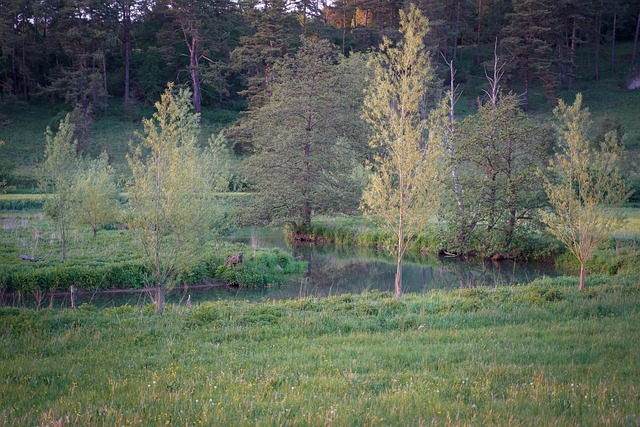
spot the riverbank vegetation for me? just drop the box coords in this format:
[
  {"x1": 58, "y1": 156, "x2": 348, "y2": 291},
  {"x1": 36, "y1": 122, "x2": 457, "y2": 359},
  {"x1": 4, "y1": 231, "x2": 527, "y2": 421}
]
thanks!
[
  {"x1": 1, "y1": 278, "x2": 638, "y2": 425},
  {"x1": 1, "y1": 3, "x2": 639, "y2": 297}
]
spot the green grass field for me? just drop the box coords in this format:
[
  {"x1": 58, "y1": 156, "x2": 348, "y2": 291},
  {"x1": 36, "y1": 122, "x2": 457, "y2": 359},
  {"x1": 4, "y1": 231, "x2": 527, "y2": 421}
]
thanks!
[{"x1": 1, "y1": 278, "x2": 638, "y2": 425}]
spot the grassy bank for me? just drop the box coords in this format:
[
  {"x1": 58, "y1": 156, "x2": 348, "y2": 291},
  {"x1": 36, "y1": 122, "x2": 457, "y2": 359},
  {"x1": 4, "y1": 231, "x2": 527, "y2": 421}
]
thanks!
[
  {"x1": 1, "y1": 277, "x2": 639, "y2": 425},
  {"x1": 0, "y1": 195, "x2": 304, "y2": 295}
]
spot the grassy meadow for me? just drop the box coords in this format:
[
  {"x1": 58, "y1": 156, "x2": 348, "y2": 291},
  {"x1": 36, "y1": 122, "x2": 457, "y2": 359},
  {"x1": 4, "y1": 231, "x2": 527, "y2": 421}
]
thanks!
[{"x1": 1, "y1": 278, "x2": 639, "y2": 425}]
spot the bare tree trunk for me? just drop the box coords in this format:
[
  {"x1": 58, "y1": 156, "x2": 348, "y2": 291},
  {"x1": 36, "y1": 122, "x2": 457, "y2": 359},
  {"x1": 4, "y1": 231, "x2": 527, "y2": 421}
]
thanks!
[
  {"x1": 181, "y1": 18, "x2": 202, "y2": 113},
  {"x1": 395, "y1": 232, "x2": 403, "y2": 299},
  {"x1": 523, "y1": 67, "x2": 530, "y2": 111},
  {"x1": 394, "y1": 252, "x2": 402, "y2": 299},
  {"x1": 123, "y1": 0, "x2": 132, "y2": 110},
  {"x1": 611, "y1": 10, "x2": 616, "y2": 72},
  {"x1": 342, "y1": 7, "x2": 346, "y2": 55},
  {"x1": 476, "y1": 0, "x2": 482, "y2": 65},
  {"x1": 303, "y1": 137, "x2": 312, "y2": 228},
  {"x1": 453, "y1": 0, "x2": 461, "y2": 61},
  {"x1": 579, "y1": 262, "x2": 586, "y2": 291},
  {"x1": 190, "y1": 66, "x2": 202, "y2": 113},
  {"x1": 156, "y1": 283, "x2": 164, "y2": 315},
  {"x1": 102, "y1": 52, "x2": 108, "y2": 112},
  {"x1": 21, "y1": 39, "x2": 28, "y2": 102},
  {"x1": 569, "y1": 20, "x2": 577, "y2": 91},
  {"x1": 594, "y1": 0, "x2": 603, "y2": 81},
  {"x1": 632, "y1": 11, "x2": 640, "y2": 64},
  {"x1": 61, "y1": 222, "x2": 67, "y2": 262}
]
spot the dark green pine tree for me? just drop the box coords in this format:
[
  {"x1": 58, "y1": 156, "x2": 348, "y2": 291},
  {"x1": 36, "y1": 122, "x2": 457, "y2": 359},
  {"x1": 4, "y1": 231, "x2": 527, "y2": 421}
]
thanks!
[
  {"x1": 243, "y1": 37, "x2": 369, "y2": 228},
  {"x1": 231, "y1": 0, "x2": 301, "y2": 110},
  {"x1": 501, "y1": 0, "x2": 558, "y2": 110}
]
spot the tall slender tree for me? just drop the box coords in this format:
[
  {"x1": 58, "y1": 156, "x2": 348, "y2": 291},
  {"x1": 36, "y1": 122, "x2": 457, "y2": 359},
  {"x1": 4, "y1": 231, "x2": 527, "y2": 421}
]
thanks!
[
  {"x1": 362, "y1": 5, "x2": 441, "y2": 299},
  {"x1": 502, "y1": 0, "x2": 557, "y2": 109},
  {"x1": 39, "y1": 115, "x2": 80, "y2": 262}
]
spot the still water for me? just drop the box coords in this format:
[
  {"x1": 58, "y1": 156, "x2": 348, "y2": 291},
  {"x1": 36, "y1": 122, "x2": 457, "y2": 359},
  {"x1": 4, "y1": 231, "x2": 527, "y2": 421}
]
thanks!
[{"x1": 5, "y1": 227, "x2": 560, "y2": 309}]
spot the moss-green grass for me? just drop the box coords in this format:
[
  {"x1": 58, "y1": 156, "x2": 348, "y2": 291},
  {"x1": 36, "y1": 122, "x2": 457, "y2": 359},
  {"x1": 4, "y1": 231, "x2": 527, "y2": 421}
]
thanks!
[
  {"x1": 0, "y1": 194, "x2": 303, "y2": 293},
  {"x1": 0, "y1": 101, "x2": 239, "y2": 188},
  {"x1": 1, "y1": 278, "x2": 639, "y2": 425}
]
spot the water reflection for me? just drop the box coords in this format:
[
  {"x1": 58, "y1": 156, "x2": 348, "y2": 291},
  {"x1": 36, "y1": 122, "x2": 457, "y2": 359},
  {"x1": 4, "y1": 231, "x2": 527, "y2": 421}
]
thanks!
[{"x1": 3, "y1": 227, "x2": 559, "y2": 309}]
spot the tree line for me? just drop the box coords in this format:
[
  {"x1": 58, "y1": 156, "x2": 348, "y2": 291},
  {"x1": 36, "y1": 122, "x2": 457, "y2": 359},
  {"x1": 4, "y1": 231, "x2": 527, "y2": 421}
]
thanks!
[{"x1": 1, "y1": 0, "x2": 639, "y2": 113}]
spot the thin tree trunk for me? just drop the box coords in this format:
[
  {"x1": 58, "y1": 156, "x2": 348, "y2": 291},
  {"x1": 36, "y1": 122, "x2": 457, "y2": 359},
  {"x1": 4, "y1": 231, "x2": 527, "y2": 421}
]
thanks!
[
  {"x1": 611, "y1": 11, "x2": 616, "y2": 72},
  {"x1": 594, "y1": 0, "x2": 603, "y2": 81},
  {"x1": 61, "y1": 223, "x2": 67, "y2": 262},
  {"x1": 523, "y1": 68, "x2": 530, "y2": 111},
  {"x1": 476, "y1": 0, "x2": 482, "y2": 65},
  {"x1": 342, "y1": 7, "x2": 346, "y2": 55},
  {"x1": 123, "y1": 0, "x2": 131, "y2": 110},
  {"x1": 395, "y1": 231, "x2": 403, "y2": 299},
  {"x1": 102, "y1": 52, "x2": 108, "y2": 112},
  {"x1": 181, "y1": 18, "x2": 202, "y2": 113},
  {"x1": 21, "y1": 39, "x2": 28, "y2": 102},
  {"x1": 579, "y1": 262, "x2": 585, "y2": 290},
  {"x1": 303, "y1": 139, "x2": 312, "y2": 229},
  {"x1": 453, "y1": 0, "x2": 461, "y2": 61},
  {"x1": 569, "y1": 20, "x2": 577, "y2": 91},
  {"x1": 156, "y1": 283, "x2": 164, "y2": 315},
  {"x1": 395, "y1": 252, "x2": 402, "y2": 299},
  {"x1": 190, "y1": 66, "x2": 202, "y2": 113},
  {"x1": 632, "y1": 11, "x2": 640, "y2": 64}
]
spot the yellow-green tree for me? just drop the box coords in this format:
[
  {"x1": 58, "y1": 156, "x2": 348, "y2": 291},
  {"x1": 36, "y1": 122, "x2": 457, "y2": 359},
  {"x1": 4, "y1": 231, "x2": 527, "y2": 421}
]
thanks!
[
  {"x1": 70, "y1": 152, "x2": 120, "y2": 237},
  {"x1": 127, "y1": 84, "x2": 209, "y2": 315},
  {"x1": 39, "y1": 114, "x2": 80, "y2": 261},
  {"x1": 541, "y1": 94, "x2": 630, "y2": 290},
  {"x1": 361, "y1": 4, "x2": 441, "y2": 299}
]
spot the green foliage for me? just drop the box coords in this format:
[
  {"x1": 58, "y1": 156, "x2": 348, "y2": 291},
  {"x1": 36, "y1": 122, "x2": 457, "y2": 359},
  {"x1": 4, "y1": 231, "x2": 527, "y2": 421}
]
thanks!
[
  {"x1": 70, "y1": 152, "x2": 121, "y2": 236},
  {"x1": 242, "y1": 37, "x2": 369, "y2": 227},
  {"x1": 362, "y1": 5, "x2": 441, "y2": 297},
  {"x1": 213, "y1": 248, "x2": 306, "y2": 287},
  {"x1": 0, "y1": 139, "x2": 15, "y2": 193},
  {"x1": 127, "y1": 84, "x2": 211, "y2": 314},
  {"x1": 541, "y1": 94, "x2": 631, "y2": 289},
  {"x1": 38, "y1": 114, "x2": 80, "y2": 261},
  {"x1": 439, "y1": 92, "x2": 550, "y2": 256}
]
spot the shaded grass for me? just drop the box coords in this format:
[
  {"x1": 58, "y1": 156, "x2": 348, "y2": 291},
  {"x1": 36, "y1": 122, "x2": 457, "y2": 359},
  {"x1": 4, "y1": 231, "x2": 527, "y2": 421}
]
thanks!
[
  {"x1": 0, "y1": 100, "x2": 239, "y2": 188},
  {"x1": 0, "y1": 278, "x2": 639, "y2": 425}
]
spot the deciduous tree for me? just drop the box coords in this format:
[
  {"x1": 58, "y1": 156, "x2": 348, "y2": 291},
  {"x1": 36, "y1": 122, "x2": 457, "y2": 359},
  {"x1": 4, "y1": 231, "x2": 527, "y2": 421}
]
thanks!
[
  {"x1": 244, "y1": 37, "x2": 369, "y2": 228},
  {"x1": 70, "y1": 152, "x2": 120, "y2": 237},
  {"x1": 127, "y1": 84, "x2": 209, "y2": 315},
  {"x1": 39, "y1": 114, "x2": 80, "y2": 262},
  {"x1": 541, "y1": 94, "x2": 630, "y2": 290},
  {"x1": 361, "y1": 5, "x2": 441, "y2": 299}
]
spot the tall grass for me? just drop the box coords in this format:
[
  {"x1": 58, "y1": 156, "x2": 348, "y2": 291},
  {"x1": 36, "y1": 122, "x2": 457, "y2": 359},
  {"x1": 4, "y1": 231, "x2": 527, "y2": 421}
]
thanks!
[{"x1": 1, "y1": 278, "x2": 638, "y2": 425}]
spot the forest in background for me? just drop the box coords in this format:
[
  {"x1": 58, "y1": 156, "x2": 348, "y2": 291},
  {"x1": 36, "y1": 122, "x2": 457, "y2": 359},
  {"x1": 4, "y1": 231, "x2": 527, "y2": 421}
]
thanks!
[{"x1": 1, "y1": 0, "x2": 639, "y2": 113}]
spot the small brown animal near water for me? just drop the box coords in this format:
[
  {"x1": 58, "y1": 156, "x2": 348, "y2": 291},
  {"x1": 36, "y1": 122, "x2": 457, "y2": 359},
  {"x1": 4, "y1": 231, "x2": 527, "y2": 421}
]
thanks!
[{"x1": 225, "y1": 252, "x2": 244, "y2": 268}]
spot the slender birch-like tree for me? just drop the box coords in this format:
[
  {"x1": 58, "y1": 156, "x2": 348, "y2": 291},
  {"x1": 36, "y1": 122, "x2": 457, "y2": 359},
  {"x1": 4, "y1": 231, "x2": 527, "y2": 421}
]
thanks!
[
  {"x1": 361, "y1": 4, "x2": 441, "y2": 299},
  {"x1": 541, "y1": 94, "x2": 630, "y2": 290},
  {"x1": 127, "y1": 84, "x2": 209, "y2": 315},
  {"x1": 39, "y1": 114, "x2": 79, "y2": 262}
]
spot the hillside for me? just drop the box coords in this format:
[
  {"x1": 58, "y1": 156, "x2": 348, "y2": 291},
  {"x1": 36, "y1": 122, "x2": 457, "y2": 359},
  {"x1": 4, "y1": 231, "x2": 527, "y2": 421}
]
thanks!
[{"x1": 1, "y1": 44, "x2": 639, "y2": 197}]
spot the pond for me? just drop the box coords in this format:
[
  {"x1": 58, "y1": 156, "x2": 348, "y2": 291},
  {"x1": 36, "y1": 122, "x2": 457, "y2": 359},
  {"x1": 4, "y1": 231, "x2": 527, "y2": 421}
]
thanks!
[
  {"x1": 3, "y1": 227, "x2": 561, "y2": 309},
  {"x1": 228, "y1": 227, "x2": 560, "y2": 299}
]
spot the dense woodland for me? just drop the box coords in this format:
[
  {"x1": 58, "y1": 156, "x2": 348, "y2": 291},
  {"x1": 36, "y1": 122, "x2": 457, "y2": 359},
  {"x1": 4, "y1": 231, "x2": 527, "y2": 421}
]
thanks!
[{"x1": 1, "y1": 0, "x2": 639, "y2": 111}]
